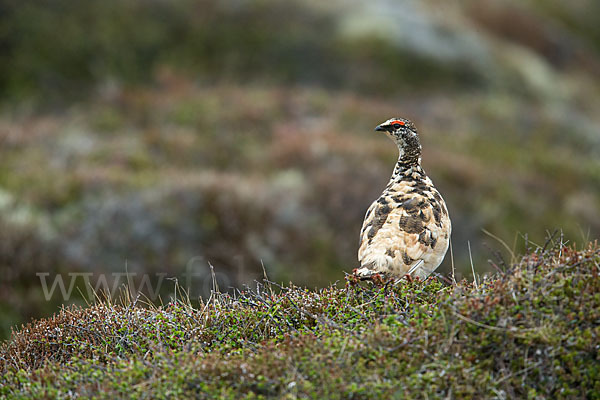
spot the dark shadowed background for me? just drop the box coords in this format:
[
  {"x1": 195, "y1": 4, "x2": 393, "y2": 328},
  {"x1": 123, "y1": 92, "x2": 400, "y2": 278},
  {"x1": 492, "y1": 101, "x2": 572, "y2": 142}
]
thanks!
[{"x1": 1, "y1": 0, "x2": 599, "y2": 339}]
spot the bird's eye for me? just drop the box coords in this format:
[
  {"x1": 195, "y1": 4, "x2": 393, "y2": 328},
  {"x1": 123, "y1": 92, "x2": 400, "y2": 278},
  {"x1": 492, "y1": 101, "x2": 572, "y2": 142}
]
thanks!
[{"x1": 390, "y1": 120, "x2": 405, "y2": 129}]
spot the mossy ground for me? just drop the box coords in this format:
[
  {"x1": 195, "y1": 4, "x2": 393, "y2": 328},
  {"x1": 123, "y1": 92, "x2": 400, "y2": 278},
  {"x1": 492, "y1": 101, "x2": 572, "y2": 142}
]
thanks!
[{"x1": 1, "y1": 241, "x2": 598, "y2": 399}]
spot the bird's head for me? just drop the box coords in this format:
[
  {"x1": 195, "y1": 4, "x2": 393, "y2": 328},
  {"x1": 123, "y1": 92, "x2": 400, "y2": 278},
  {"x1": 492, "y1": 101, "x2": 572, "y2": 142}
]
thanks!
[{"x1": 375, "y1": 117, "x2": 421, "y2": 164}]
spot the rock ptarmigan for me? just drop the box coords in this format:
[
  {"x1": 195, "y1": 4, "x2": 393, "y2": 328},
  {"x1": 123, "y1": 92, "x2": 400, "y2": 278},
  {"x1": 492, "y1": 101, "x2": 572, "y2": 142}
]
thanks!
[{"x1": 354, "y1": 117, "x2": 451, "y2": 280}]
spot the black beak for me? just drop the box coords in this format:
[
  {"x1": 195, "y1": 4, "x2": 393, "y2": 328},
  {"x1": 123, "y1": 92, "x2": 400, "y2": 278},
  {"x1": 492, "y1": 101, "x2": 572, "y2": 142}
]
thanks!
[{"x1": 374, "y1": 124, "x2": 387, "y2": 132}]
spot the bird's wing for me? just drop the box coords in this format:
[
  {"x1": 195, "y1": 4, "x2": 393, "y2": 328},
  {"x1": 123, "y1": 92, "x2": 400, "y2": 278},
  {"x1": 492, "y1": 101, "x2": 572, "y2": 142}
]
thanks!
[
  {"x1": 358, "y1": 194, "x2": 447, "y2": 276},
  {"x1": 358, "y1": 199, "x2": 387, "y2": 247}
]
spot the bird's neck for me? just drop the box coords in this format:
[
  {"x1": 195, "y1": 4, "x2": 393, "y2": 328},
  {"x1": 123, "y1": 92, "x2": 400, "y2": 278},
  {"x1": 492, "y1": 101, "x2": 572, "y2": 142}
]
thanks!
[{"x1": 390, "y1": 148, "x2": 424, "y2": 183}]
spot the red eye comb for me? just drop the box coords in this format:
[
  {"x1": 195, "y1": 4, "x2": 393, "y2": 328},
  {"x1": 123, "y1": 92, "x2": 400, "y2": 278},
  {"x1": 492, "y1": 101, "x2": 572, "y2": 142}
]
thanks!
[{"x1": 390, "y1": 120, "x2": 405, "y2": 126}]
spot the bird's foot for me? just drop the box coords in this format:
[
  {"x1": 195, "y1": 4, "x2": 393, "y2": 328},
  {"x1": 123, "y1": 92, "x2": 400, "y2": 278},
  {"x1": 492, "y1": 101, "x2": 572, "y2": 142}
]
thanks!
[
  {"x1": 352, "y1": 267, "x2": 378, "y2": 280},
  {"x1": 351, "y1": 267, "x2": 391, "y2": 287}
]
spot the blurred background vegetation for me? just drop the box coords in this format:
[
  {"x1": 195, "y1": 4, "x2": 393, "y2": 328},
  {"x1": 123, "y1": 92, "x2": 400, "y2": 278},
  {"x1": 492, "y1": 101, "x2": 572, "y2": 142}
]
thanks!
[{"x1": 0, "y1": 0, "x2": 599, "y2": 339}]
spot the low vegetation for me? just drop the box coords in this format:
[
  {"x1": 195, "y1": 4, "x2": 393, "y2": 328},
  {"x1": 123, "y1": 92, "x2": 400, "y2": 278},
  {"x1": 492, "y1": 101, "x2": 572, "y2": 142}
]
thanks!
[{"x1": 1, "y1": 240, "x2": 598, "y2": 398}]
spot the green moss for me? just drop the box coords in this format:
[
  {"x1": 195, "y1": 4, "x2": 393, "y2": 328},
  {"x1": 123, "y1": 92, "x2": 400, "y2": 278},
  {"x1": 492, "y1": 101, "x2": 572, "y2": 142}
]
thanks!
[{"x1": 1, "y1": 242, "x2": 598, "y2": 398}]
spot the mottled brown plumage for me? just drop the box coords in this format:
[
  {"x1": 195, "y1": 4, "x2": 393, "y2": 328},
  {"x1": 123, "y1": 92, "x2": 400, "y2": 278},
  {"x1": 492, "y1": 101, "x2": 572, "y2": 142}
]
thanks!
[{"x1": 355, "y1": 118, "x2": 451, "y2": 280}]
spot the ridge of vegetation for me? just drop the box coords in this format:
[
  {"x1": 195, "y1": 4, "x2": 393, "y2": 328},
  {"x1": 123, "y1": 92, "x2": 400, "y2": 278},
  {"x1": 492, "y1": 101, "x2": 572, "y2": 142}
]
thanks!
[{"x1": 1, "y1": 240, "x2": 598, "y2": 398}]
